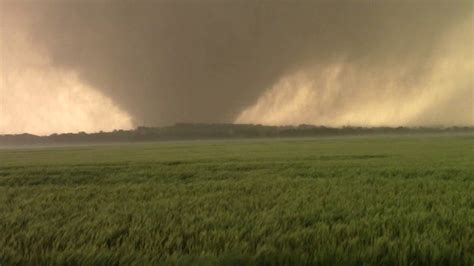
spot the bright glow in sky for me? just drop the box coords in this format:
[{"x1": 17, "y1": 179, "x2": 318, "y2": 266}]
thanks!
[
  {"x1": 1, "y1": 2, "x2": 472, "y2": 135},
  {"x1": 0, "y1": 22, "x2": 133, "y2": 135},
  {"x1": 236, "y1": 17, "x2": 473, "y2": 127}
]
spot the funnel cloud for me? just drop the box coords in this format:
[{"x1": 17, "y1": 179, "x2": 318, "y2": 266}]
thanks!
[{"x1": 1, "y1": 0, "x2": 473, "y2": 134}]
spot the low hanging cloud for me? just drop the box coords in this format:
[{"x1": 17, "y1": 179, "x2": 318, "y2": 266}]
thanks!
[
  {"x1": 1, "y1": 0, "x2": 472, "y2": 134},
  {"x1": 0, "y1": 8, "x2": 132, "y2": 135},
  {"x1": 237, "y1": 17, "x2": 473, "y2": 126}
]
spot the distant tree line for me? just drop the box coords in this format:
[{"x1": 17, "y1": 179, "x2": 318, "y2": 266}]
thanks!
[{"x1": 1, "y1": 123, "x2": 473, "y2": 146}]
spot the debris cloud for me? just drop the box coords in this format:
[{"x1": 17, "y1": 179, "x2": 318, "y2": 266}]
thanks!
[{"x1": 1, "y1": 0, "x2": 472, "y2": 134}]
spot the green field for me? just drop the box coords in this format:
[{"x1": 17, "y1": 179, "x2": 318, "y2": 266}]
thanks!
[{"x1": 1, "y1": 135, "x2": 473, "y2": 265}]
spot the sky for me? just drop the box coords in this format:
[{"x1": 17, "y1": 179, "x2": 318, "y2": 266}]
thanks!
[{"x1": 1, "y1": 0, "x2": 472, "y2": 135}]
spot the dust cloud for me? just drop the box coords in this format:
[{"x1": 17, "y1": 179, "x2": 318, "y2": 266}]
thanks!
[{"x1": 1, "y1": 0, "x2": 472, "y2": 134}]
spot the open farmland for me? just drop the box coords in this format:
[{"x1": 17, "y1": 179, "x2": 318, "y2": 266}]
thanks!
[{"x1": 0, "y1": 135, "x2": 473, "y2": 265}]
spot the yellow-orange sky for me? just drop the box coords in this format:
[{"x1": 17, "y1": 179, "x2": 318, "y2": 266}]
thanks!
[
  {"x1": 0, "y1": 10, "x2": 132, "y2": 135},
  {"x1": 1, "y1": 1, "x2": 472, "y2": 135}
]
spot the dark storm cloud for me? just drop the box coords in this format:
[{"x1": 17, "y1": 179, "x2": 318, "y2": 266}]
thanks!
[{"x1": 5, "y1": 0, "x2": 473, "y2": 126}]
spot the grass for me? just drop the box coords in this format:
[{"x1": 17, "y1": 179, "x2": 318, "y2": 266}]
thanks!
[{"x1": 0, "y1": 135, "x2": 473, "y2": 265}]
